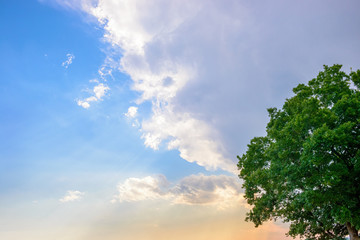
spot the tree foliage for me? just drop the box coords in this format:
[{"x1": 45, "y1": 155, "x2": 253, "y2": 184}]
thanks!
[{"x1": 238, "y1": 65, "x2": 360, "y2": 240}]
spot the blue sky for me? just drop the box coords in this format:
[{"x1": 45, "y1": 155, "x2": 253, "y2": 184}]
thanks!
[{"x1": 1, "y1": 0, "x2": 360, "y2": 239}]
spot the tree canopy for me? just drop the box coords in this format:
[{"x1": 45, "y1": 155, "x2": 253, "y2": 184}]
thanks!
[{"x1": 237, "y1": 65, "x2": 360, "y2": 240}]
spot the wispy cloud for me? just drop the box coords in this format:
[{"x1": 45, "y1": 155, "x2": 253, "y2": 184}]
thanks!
[
  {"x1": 62, "y1": 53, "x2": 75, "y2": 68},
  {"x1": 59, "y1": 190, "x2": 84, "y2": 203},
  {"x1": 111, "y1": 174, "x2": 246, "y2": 209},
  {"x1": 77, "y1": 82, "x2": 110, "y2": 109}
]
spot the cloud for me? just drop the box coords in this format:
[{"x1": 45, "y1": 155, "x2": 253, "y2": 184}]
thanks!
[
  {"x1": 59, "y1": 190, "x2": 84, "y2": 202},
  {"x1": 111, "y1": 174, "x2": 246, "y2": 209},
  {"x1": 77, "y1": 82, "x2": 110, "y2": 109},
  {"x1": 111, "y1": 175, "x2": 171, "y2": 203},
  {"x1": 171, "y1": 174, "x2": 244, "y2": 207},
  {"x1": 78, "y1": 0, "x2": 360, "y2": 172},
  {"x1": 84, "y1": 0, "x2": 239, "y2": 172},
  {"x1": 39, "y1": 0, "x2": 91, "y2": 12},
  {"x1": 141, "y1": 106, "x2": 235, "y2": 171},
  {"x1": 93, "y1": 83, "x2": 109, "y2": 99},
  {"x1": 62, "y1": 53, "x2": 75, "y2": 68},
  {"x1": 124, "y1": 106, "x2": 138, "y2": 118}
]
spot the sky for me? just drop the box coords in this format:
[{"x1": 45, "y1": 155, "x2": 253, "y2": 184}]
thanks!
[{"x1": 0, "y1": 0, "x2": 359, "y2": 239}]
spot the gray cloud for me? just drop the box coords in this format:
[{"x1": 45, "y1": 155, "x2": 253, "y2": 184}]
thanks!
[{"x1": 81, "y1": 0, "x2": 360, "y2": 171}]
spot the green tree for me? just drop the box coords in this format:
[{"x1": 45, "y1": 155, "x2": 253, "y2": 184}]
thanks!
[{"x1": 237, "y1": 65, "x2": 360, "y2": 240}]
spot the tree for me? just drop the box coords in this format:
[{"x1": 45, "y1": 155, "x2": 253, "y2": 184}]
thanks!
[{"x1": 237, "y1": 65, "x2": 360, "y2": 240}]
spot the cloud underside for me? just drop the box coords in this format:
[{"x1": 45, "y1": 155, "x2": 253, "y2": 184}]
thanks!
[{"x1": 112, "y1": 174, "x2": 246, "y2": 209}]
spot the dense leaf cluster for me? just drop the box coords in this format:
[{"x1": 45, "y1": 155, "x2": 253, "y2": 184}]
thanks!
[{"x1": 238, "y1": 65, "x2": 360, "y2": 240}]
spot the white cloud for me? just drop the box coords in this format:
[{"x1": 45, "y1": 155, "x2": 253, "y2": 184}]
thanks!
[
  {"x1": 84, "y1": 0, "x2": 237, "y2": 172},
  {"x1": 111, "y1": 174, "x2": 246, "y2": 209},
  {"x1": 59, "y1": 190, "x2": 84, "y2": 203},
  {"x1": 77, "y1": 100, "x2": 91, "y2": 109},
  {"x1": 111, "y1": 175, "x2": 171, "y2": 203},
  {"x1": 77, "y1": 82, "x2": 110, "y2": 109},
  {"x1": 88, "y1": 0, "x2": 201, "y2": 56},
  {"x1": 141, "y1": 106, "x2": 235, "y2": 172},
  {"x1": 93, "y1": 83, "x2": 109, "y2": 99},
  {"x1": 124, "y1": 106, "x2": 138, "y2": 118},
  {"x1": 62, "y1": 53, "x2": 75, "y2": 68}
]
